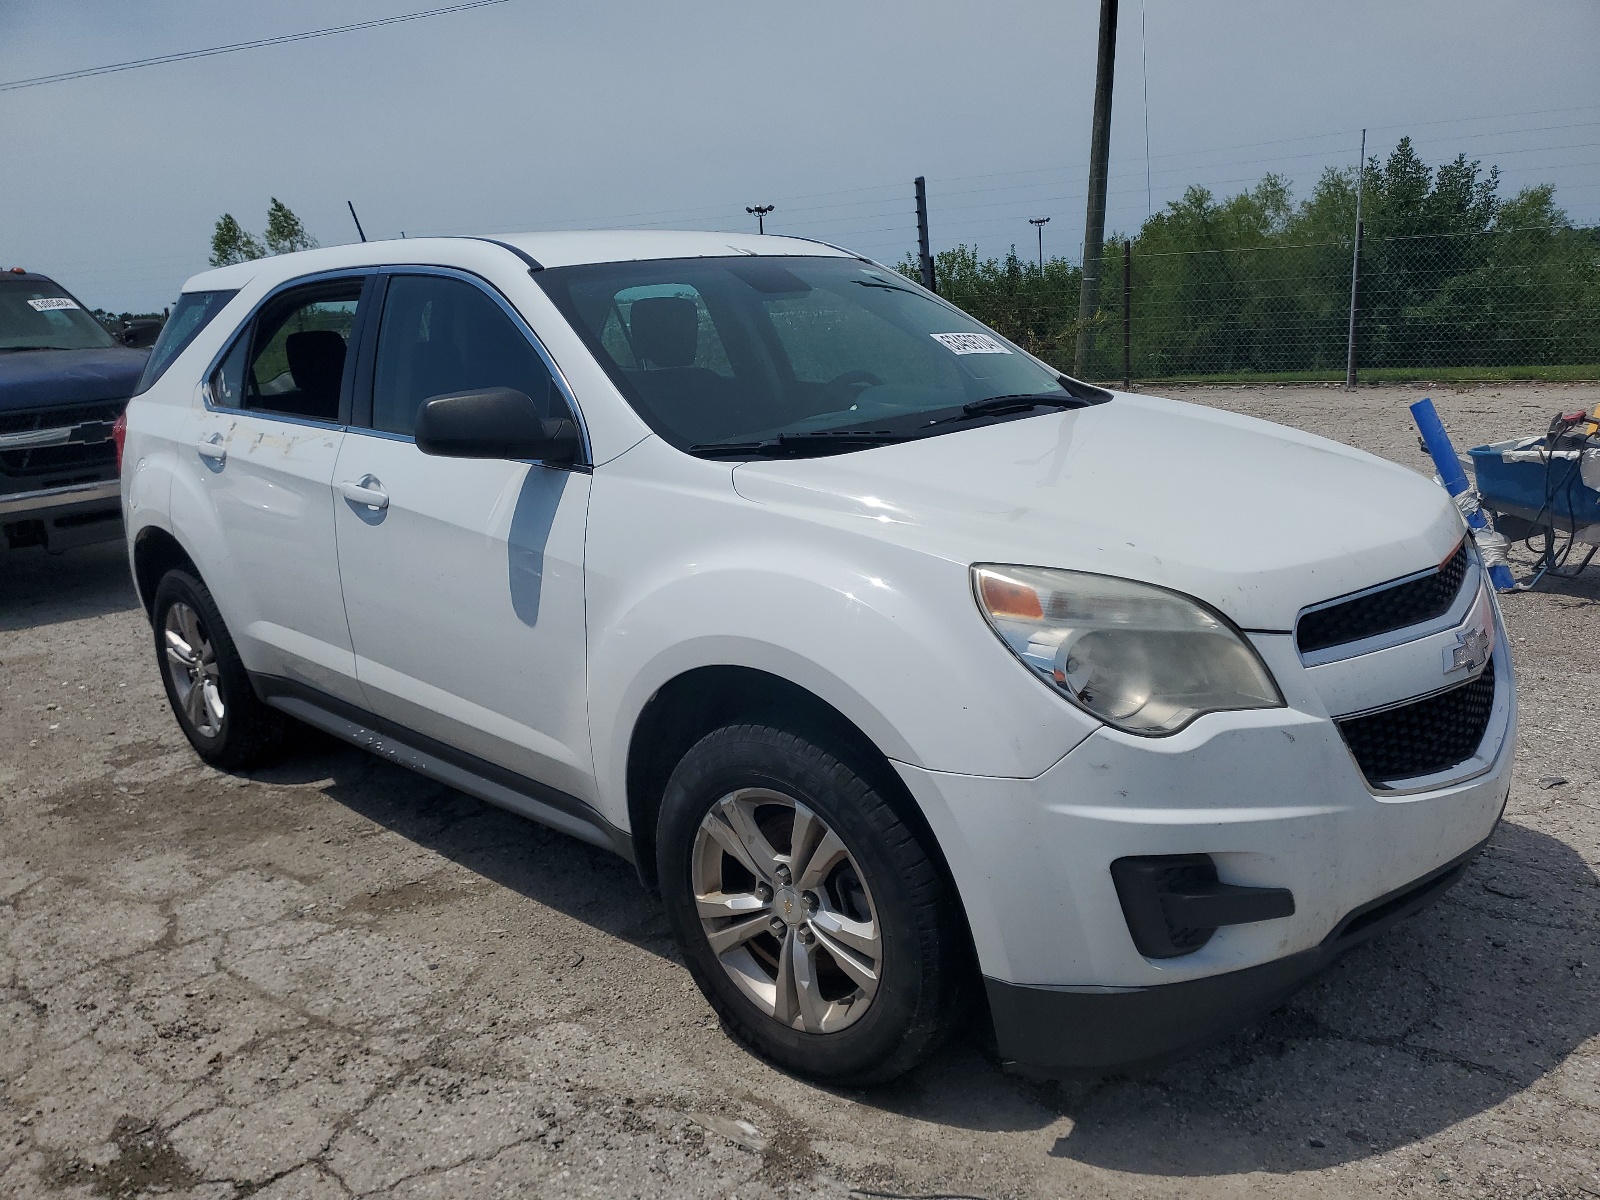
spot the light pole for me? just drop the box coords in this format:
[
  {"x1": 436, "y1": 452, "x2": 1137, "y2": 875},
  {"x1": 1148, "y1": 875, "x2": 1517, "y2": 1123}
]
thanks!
[
  {"x1": 1029, "y1": 216, "x2": 1051, "y2": 271},
  {"x1": 746, "y1": 204, "x2": 774, "y2": 234}
]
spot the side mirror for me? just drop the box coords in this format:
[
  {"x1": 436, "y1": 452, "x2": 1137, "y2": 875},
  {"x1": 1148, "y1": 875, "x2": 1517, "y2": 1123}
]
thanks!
[{"x1": 413, "y1": 387, "x2": 580, "y2": 463}]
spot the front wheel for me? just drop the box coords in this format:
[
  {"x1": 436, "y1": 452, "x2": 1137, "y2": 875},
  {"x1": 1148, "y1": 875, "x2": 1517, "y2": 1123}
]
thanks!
[{"x1": 657, "y1": 721, "x2": 967, "y2": 1085}]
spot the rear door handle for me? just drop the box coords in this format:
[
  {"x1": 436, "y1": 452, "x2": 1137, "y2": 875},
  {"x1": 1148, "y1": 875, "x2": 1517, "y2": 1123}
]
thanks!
[
  {"x1": 339, "y1": 476, "x2": 389, "y2": 510},
  {"x1": 196, "y1": 433, "x2": 226, "y2": 463}
]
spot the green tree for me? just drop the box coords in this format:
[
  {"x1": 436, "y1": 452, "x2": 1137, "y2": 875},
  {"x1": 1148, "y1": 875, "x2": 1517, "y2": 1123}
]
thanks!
[
  {"x1": 208, "y1": 199, "x2": 317, "y2": 267},
  {"x1": 209, "y1": 213, "x2": 265, "y2": 267},
  {"x1": 264, "y1": 198, "x2": 318, "y2": 256}
]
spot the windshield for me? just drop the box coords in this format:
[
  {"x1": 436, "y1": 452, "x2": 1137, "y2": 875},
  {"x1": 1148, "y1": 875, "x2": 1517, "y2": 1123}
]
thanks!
[
  {"x1": 538, "y1": 255, "x2": 1101, "y2": 455},
  {"x1": 0, "y1": 277, "x2": 116, "y2": 351}
]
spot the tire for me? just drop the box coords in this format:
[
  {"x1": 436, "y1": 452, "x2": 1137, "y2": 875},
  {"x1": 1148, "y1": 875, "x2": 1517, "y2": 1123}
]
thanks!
[
  {"x1": 152, "y1": 568, "x2": 286, "y2": 769},
  {"x1": 657, "y1": 721, "x2": 967, "y2": 1085}
]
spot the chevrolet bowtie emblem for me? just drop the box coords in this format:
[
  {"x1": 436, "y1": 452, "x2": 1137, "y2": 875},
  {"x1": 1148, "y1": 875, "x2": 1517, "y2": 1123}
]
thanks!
[{"x1": 1444, "y1": 627, "x2": 1491, "y2": 676}]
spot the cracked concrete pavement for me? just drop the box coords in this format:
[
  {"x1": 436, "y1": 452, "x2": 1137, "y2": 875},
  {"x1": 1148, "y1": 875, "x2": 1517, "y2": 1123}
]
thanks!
[{"x1": 1, "y1": 382, "x2": 1597, "y2": 1199}]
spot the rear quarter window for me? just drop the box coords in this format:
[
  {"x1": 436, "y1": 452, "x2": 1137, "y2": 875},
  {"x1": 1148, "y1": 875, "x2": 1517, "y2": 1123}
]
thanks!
[{"x1": 135, "y1": 290, "x2": 239, "y2": 395}]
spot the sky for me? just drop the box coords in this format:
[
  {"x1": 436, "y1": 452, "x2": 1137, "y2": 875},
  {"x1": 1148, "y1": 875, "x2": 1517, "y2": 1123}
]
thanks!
[{"x1": 2, "y1": 0, "x2": 1597, "y2": 312}]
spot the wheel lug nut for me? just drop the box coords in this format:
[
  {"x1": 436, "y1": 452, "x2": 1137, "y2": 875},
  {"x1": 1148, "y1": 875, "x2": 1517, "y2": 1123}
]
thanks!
[
  {"x1": 802, "y1": 891, "x2": 819, "y2": 914},
  {"x1": 769, "y1": 917, "x2": 786, "y2": 936},
  {"x1": 798, "y1": 927, "x2": 814, "y2": 945},
  {"x1": 756, "y1": 883, "x2": 773, "y2": 902},
  {"x1": 775, "y1": 865, "x2": 792, "y2": 885}
]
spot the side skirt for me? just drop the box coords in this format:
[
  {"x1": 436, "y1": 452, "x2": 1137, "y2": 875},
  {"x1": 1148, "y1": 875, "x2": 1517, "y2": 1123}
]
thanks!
[{"x1": 251, "y1": 673, "x2": 634, "y2": 863}]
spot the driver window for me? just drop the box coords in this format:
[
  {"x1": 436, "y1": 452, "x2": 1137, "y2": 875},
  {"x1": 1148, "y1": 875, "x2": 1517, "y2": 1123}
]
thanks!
[{"x1": 371, "y1": 275, "x2": 566, "y2": 436}]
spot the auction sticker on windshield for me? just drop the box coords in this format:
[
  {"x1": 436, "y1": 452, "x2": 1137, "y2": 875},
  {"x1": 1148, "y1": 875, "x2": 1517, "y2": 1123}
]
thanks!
[
  {"x1": 27, "y1": 297, "x2": 80, "y2": 311},
  {"x1": 931, "y1": 331, "x2": 1011, "y2": 354}
]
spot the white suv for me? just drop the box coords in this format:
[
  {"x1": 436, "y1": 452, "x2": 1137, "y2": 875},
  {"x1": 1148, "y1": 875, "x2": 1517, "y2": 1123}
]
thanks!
[{"x1": 121, "y1": 232, "x2": 1513, "y2": 1084}]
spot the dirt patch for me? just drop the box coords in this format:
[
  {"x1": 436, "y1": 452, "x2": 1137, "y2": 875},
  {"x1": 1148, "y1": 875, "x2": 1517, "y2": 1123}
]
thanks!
[{"x1": 42, "y1": 1116, "x2": 201, "y2": 1199}]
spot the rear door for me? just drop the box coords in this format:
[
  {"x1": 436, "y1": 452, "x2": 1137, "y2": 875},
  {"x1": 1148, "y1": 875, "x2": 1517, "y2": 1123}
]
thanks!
[
  {"x1": 331, "y1": 269, "x2": 595, "y2": 801},
  {"x1": 181, "y1": 275, "x2": 370, "y2": 704}
]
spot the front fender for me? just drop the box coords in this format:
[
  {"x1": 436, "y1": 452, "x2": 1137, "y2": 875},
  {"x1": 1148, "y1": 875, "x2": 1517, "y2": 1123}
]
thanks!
[{"x1": 583, "y1": 441, "x2": 1098, "y2": 824}]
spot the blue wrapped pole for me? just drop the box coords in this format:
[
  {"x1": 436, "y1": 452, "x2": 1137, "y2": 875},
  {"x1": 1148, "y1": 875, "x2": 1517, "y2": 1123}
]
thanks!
[{"x1": 1410, "y1": 397, "x2": 1517, "y2": 591}]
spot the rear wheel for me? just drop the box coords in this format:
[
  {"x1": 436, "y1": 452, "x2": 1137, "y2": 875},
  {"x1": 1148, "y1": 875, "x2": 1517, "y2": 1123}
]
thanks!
[
  {"x1": 152, "y1": 569, "x2": 285, "y2": 769},
  {"x1": 658, "y1": 721, "x2": 966, "y2": 1085}
]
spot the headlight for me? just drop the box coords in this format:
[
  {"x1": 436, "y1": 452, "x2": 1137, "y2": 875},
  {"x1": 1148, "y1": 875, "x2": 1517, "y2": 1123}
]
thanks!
[{"x1": 972, "y1": 564, "x2": 1282, "y2": 735}]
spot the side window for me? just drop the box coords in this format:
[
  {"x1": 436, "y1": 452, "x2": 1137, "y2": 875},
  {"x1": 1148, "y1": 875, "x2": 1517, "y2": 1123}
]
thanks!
[
  {"x1": 209, "y1": 331, "x2": 250, "y2": 410},
  {"x1": 136, "y1": 289, "x2": 237, "y2": 395},
  {"x1": 370, "y1": 275, "x2": 565, "y2": 436},
  {"x1": 214, "y1": 280, "x2": 364, "y2": 422}
]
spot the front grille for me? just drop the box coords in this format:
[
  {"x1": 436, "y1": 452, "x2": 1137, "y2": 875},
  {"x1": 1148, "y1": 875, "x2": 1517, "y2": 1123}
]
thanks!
[
  {"x1": 0, "y1": 400, "x2": 125, "y2": 478},
  {"x1": 1336, "y1": 660, "x2": 1497, "y2": 785},
  {"x1": 1297, "y1": 541, "x2": 1470, "y2": 655},
  {"x1": 0, "y1": 400, "x2": 125, "y2": 436}
]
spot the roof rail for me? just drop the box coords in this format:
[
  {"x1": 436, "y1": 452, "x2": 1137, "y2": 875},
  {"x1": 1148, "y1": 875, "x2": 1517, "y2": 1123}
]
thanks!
[{"x1": 456, "y1": 237, "x2": 544, "y2": 273}]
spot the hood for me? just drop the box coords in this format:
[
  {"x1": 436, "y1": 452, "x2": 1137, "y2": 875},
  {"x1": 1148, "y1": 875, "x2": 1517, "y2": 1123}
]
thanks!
[
  {"x1": 0, "y1": 346, "x2": 150, "y2": 413},
  {"x1": 730, "y1": 392, "x2": 1463, "y2": 631}
]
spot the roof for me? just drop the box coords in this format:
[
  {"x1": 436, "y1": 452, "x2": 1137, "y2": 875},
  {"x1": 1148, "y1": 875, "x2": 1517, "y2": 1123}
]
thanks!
[{"x1": 182, "y1": 230, "x2": 858, "y2": 293}]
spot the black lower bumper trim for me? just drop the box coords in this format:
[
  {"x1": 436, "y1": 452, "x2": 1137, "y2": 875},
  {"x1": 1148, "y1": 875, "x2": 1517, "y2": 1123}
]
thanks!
[{"x1": 987, "y1": 827, "x2": 1497, "y2": 1075}]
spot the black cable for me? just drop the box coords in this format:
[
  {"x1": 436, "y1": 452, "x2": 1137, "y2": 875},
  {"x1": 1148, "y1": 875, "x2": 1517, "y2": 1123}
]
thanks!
[
  {"x1": 0, "y1": 0, "x2": 512, "y2": 93},
  {"x1": 1522, "y1": 414, "x2": 1598, "y2": 579}
]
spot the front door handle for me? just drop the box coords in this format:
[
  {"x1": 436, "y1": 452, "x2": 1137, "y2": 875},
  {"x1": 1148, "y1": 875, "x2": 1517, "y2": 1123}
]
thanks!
[
  {"x1": 196, "y1": 433, "x2": 226, "y2": 464},
  {"x1": 339, "y1": 476, "x2": 389, "y2": 510}
]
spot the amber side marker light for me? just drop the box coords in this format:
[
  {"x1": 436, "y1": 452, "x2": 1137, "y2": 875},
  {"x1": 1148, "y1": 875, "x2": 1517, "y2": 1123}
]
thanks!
[{"x1": 977, "y1": 570, "x2": 1044, "y2": 620}]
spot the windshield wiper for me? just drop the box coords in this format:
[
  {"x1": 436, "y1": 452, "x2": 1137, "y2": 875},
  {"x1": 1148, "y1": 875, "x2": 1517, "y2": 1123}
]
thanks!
[
  {"x1": 0, "y1": 345, "x2": 68, "y2": 353},
  {"x1": 926, "y1": 394, "x2": 1086, "y2": 424},
  {"x1": 852, "y1": 279, "x2": 922, "y2": 296},
  {"x1": 688, "y1": 430, "x2": 916, "y2": 458}
]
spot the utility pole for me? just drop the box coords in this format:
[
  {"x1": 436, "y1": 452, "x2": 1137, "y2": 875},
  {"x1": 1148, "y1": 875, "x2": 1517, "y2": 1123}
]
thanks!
[
  {"x1": 346, "y1": 200, "x2": 367, "y2": 243},
  {"x1": 1122, "y1": 239, "x2": 1132, "y2": 389},
  {"x1": 746, "y1": 204, "x2": 774, "y2": 234},
  {"x1": 915, "y1": 176, "x2": 936, "y2": 292},
  {"x1": 1029, "y1": 216, "x2": 1051, "y2": 271},
  {"x1": 1074, "y1": 0, "x2": 1118, "y2": 377},
  {"x1": 1345, "y1": 128, "x2": 1366, "y2": 389}
]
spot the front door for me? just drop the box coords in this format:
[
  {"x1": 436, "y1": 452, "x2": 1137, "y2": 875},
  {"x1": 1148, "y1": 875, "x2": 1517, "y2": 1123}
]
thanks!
[
  {"x1": 332, "y1": 271, "x2": 595, "y2": 801},
  {"x1": 181, "y1": 276, "x2": 368, "y2": 704}
]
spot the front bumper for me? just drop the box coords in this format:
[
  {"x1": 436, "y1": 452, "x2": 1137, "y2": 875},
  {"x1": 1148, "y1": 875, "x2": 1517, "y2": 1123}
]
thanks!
[
  {"x1": 893, "y1": 598, "x2": 1515, "y2": 1075},
  {"x1": 0, "y1": 478, "x2": 123, "y2": 550},
  {"x1": 984, "y1": 830, "x2": 1497, "y2": 1073}
]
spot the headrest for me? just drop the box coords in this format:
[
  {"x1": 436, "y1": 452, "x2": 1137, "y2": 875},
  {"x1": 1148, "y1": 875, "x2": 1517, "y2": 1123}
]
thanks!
[
  {"x1": 628, "y1": 296, "x2": 699, "y2": 369},
  {"x1": 285, "y1": 330, "x2": 346, "y2": 397}
]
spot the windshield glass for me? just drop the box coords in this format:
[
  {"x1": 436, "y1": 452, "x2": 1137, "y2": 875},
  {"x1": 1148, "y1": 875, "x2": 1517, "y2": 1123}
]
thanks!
[
  {"x1": 0, "y1": 277, "x2": 116, "y2": 351},
  {"x1": 538, "y1": 255, "x2": 1094, "y2": 454}
]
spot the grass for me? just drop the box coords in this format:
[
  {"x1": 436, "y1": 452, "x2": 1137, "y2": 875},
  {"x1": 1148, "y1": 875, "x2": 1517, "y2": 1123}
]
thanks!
[{"x1": 1096, "y1": 364, "x2": 1600, "y2": 386}]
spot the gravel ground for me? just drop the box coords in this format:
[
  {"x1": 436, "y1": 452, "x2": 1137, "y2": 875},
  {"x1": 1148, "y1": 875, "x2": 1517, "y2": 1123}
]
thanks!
[{"x1": 1, "y1": 382, "x2": 1597, "y2": 1200}]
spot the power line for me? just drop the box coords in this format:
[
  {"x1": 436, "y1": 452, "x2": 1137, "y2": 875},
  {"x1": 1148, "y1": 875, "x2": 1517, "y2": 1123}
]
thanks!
[{"x1": 0, "y1": 0, "x2": 512, "y2": 93}]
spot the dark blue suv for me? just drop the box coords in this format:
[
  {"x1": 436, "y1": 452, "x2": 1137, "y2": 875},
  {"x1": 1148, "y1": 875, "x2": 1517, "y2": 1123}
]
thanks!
[{"x1": 0, "y1": 269, "x2": 151, "y2": 553}]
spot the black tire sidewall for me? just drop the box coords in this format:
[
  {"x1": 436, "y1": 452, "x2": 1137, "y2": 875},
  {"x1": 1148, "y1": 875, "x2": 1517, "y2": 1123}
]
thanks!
[
  {"x1": 152, "y1": 569, "x2": 270, "y2": 767},
  {"x1": 658, "y1": 723, "x2": 947, "y2": 1084}
]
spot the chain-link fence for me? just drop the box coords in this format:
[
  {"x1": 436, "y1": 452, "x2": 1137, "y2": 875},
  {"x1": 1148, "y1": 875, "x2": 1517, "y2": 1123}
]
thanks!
[{"x1": 916, "y1": 224, "x2": 1600, "y2": 383}]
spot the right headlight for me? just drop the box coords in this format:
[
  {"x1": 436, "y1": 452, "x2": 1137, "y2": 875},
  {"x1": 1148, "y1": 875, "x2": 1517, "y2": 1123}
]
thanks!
[{"x1": 972, "y1": 564, "x2": 1282, "y2": 735}]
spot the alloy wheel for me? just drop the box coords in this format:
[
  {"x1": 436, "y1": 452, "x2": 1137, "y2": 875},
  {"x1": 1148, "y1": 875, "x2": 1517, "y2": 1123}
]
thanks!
[
  {"x1": 163, "y1": 601, "x2": 225, "y2": 739},
  {"x1": 692, "y1": 787, "x2": 882, "y2": 1033}
]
